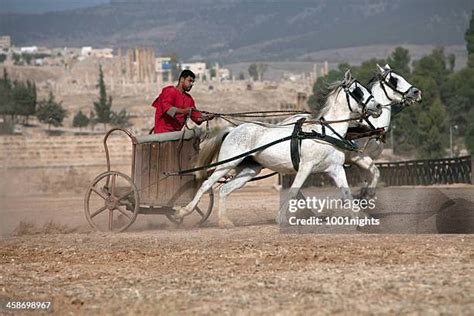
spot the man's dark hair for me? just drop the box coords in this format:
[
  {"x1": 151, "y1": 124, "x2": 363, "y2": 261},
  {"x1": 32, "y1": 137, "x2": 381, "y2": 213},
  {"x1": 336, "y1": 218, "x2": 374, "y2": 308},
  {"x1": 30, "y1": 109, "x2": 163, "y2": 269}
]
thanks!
[{"x1": 179, "y1": 69, "x2": 196, "y2": 80}]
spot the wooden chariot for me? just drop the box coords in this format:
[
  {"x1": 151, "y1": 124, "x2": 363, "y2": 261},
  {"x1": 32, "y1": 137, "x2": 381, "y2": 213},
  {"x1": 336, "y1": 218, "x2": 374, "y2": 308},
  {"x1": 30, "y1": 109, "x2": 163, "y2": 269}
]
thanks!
[{"x1": 84, "y1": 128, "x2": 214, "y2": 232}]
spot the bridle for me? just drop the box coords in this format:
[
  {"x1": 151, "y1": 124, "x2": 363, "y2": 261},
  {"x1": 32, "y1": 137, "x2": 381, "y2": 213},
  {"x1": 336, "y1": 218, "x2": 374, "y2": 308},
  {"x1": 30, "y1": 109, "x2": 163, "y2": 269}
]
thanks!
[
  {"x1": 377, "y1": 70, "x2": 414, "y2": 103},
  {"x1": 342, "y1": 79, "x2": 375, "y2": 114}
]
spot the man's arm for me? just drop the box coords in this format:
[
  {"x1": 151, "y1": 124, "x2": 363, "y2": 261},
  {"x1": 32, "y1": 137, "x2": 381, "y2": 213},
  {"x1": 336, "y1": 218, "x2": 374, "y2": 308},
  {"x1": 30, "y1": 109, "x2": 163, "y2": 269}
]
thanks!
[{"x1": 167, "y1": 107, "x2": 193, "y2": 116}]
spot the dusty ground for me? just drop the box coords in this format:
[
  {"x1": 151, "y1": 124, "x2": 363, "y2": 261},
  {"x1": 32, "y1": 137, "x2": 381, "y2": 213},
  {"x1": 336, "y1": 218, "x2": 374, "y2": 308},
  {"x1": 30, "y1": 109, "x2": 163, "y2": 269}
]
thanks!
[{"x1": 1, "y1": 186, "x2": 473, "y2": 315}]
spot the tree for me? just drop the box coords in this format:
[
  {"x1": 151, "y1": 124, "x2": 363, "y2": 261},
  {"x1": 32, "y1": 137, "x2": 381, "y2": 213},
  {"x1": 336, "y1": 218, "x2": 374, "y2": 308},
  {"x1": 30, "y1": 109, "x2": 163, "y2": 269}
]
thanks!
[
  {"x1": 36, "y1": 92, "x2": 67, "y2": 130},
  {"x1": 443, "y1": 67, "x2": 474, "y2": 134},
  {"x1": 110, "y1": 109, "x2": 131, "y2": 128},
  {"x1": 465, "y1": 10, "x2": 474, "y2": 67},
  {"x1": 0, "y1": 69, "x2": 14, "y2": 118},
  {"x1": 93, "y1": 65, "x2": 113, "y2": 130},
  {"x1": 417, "y1": 98, "x2": 448, "y2": 158},
  {"x1": 307, "y1": 63, "x2": 349, "y2": 112},
  {"x1": 72, "y1": 110, "x2": 90, "y2": 131},
  {"x1": 393, "y1": 75, "x2": 441, "y2": 156},
  {"x1": 465, "y1": 109, "x2": 474, "y2": 153},
  {"x1": 353, "y1": 58, "x2": 386, "y2": 84},
  {"x1": 256, "y1": 63, "x2": 268, "y2": 81},
  {"x1": 248, "y1": 63, "x2": 258, "y2": 81},
  {"x1": 412, "y1": 47, "x2": 450, "y2": 89},
  {"x1": 248, "y1": 63, "x2": 268, "y2": 81},
  {"x1": 386, "y1": 47, "x2": 411, "y2": 78},
  {"x1": 12, "y1": 53, "x2": 21, "y2": 65},
  {"x1": 21, "y1": 53, "x2": 32, "y2": 65},
  {"x1": 11, "y1": 80, "x2": 36, "y2": 125}
]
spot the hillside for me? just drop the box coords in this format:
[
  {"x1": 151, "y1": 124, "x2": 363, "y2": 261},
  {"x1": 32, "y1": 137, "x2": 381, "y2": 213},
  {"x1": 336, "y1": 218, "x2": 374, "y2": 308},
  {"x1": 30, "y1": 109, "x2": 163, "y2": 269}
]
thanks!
[{"x1": 0, "y1": 0, "x2": 472, "y2": 63}]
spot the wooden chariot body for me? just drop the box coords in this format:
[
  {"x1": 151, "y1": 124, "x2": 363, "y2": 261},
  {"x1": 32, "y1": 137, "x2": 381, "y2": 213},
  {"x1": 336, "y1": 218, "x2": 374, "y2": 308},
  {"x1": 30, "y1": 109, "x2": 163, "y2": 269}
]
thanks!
[
  {"x1": 133, "y1": 128, "x2": 201, "y2": 209},
  {"x1": 84, "y1": 127, "x2": 213, "y2": 232}
]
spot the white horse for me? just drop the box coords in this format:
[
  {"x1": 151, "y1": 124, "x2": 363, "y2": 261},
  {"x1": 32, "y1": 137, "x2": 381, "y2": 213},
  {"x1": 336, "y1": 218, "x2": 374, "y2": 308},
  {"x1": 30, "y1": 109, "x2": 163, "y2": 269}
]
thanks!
[
  {"x1": 280, "y1": 64, "x2": 422, "y2": 199},
  {"x1": 175, "y1": 70, "x2": 382, "y2": 228}
]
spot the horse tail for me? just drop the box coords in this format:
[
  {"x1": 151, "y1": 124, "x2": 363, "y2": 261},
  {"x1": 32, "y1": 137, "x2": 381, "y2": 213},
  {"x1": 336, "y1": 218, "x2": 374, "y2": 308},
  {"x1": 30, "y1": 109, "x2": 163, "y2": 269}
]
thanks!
[{"x1": 195, "y1": 127, "x2": 233, "y2": 180}]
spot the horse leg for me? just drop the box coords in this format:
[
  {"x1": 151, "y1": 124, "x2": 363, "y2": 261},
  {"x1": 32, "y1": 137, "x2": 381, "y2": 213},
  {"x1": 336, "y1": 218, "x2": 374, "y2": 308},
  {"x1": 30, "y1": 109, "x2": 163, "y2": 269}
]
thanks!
[
  {"x1": 326, "y1": 164, "x2": 359, "y2": 218},
  {"x1": 351, "y1": 156, "x2": 379, "y2": 199},
  {"x1": 218, "y1": 162, "x2": 262, "y2": 228},
  {"x1": 174, "y1": 166, "x2": 233, "y2": 219},
  {"x1": 277, "y1": 164, "x2": 313, "y2": 224},
  {"x1": 327, "y1": 164, "x2": 352, "y2": 200}
]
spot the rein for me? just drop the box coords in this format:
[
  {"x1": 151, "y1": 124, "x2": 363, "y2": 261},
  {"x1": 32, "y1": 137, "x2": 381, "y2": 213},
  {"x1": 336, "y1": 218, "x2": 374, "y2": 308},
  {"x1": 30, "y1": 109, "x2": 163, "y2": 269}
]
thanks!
[{"x1": 201, "y1": 110, "x2": 310, "y2": 118}]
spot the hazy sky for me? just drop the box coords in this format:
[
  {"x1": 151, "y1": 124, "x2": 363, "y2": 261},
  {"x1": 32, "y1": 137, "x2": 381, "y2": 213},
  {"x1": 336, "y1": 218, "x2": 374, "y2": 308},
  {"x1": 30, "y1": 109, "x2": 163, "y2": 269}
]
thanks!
[{"x1": 0, "y1": 0, "x2": 109, "y2": 14}]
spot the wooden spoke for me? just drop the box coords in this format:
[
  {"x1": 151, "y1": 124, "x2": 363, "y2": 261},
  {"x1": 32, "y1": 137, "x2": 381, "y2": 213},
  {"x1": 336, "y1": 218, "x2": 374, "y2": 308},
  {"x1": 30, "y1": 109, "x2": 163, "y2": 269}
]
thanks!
[
  {"x1": 108, "y1": 210, "x2": 114, "y2": 230},
  {"x1": 111, "y1": 174, "x2": 116, "y2": 196},
  {"x1": 85, "y1": 171, "x2": 140, "y2": 233},
  {"x1": 115, "y1": 205, "x2": 132, "y2": 219},
  {"x1": 195, "y1": 206, "x2": 204, "y2": 217},
  {"x1": 91, "y1": 187, "x2": 107, "y2": 200},
  {"x1": 90, "y1": 205, "x2": 107, "y2": 218}
]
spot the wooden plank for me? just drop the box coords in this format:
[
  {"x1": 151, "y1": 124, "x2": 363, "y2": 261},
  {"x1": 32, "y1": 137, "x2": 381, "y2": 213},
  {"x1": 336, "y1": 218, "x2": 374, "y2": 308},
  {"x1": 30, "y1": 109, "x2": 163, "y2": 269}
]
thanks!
[
  {"x1": 134, "y1": 144, "x2": 142, "y2": 197},
  {"x1": 149, "y1": 143, "x2": 158, "y2": 203},
  {"x1": 141, "y1": 144, "x2": 150, "y2": 204},
  {"x1": 156, "y1": 142, "x2": 167, "y2": 206}
]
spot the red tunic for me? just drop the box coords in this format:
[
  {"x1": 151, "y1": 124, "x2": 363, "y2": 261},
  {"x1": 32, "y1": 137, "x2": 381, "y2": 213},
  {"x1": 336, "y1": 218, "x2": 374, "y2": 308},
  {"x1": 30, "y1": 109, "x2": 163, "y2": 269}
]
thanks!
[{"x1": 152, "y1": 86, "x2": 202, "y2": 133}]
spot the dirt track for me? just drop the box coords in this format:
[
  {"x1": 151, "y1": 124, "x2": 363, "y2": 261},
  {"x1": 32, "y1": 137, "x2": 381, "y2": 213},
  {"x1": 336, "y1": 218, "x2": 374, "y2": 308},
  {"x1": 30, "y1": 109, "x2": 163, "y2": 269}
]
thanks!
[{"x1": 1, "y1": 187, "x2": 474, "y2": 314}]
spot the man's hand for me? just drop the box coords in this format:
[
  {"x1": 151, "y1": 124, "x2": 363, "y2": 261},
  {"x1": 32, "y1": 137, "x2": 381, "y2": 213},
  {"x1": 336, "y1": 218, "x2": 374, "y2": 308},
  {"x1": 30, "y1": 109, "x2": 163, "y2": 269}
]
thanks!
[{"x1": 203, "y1": 113, "x2": 215, "y2": 121}]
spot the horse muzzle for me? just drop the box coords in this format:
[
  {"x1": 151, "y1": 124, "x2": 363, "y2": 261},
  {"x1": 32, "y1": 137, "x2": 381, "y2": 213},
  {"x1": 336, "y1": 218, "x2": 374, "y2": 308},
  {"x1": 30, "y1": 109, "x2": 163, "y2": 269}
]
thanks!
[{"x1": 404, "y1": 87, "x2": 422, "y2": 104}]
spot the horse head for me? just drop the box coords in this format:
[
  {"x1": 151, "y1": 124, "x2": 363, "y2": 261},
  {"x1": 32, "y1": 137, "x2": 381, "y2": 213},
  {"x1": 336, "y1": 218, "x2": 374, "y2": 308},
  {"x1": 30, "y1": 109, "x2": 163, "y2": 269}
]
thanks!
[
  {"x1": 342, "y1": 69, "x2": 382, "y2": 118},
  {"x1": 375, "y1": 64, "x2": 422, "y2": 104}
]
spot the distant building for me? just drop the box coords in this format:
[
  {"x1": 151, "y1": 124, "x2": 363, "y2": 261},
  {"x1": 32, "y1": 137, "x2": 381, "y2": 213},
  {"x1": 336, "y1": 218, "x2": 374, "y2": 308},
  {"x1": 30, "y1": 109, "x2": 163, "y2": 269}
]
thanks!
[
  {"x1": 0, "y1": 35, "x2": 11, "y2": 49},
  {"x1": 81, "y1": 46, "x2": 93, "y2": 57},
  {"x1": 91, "y1": 48, "x2": 113, "y2": 58},
  {"x1": 218, "y1": 67, "x2": 231, "y2": 80},
  {"x1": 80, "y1": 47, "x2": 113, "y2": 59},
  {"x1": 20, "y1": 46, "x2": 38, "y2": 54},
  {"x1": 181, "y1": 62, "x2": 207, "y2": 79},
  {"x1": 156, "y1": 57, "x2": 172, "y2": 82}
]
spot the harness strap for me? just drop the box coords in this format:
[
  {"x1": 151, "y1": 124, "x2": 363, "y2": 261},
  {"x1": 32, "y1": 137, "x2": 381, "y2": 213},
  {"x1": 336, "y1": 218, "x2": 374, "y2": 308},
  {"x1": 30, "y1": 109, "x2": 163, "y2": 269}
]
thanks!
[
  {"x1": 379, "y1": 81, "x2": 393, "y2": 102},
  {"x1": 290, "y1": 118, "x2": 305, "y2": 171},
  {"x1": 164, "y1": 134, "x2": 295, "y2": 176},
  {"x1": 298, "y1": 129, "x2": 358, "y2": 152}
]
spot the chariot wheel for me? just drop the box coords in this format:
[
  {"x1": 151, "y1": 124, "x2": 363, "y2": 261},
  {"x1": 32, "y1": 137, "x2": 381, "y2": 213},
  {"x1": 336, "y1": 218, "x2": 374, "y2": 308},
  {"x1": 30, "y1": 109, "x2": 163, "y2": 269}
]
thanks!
[
  {"x1": 84, "y1": 171, "x2": 139, "y2": 232},
  {"x1": 166, "y1": 190, "x2": 214, "y2": 227}
]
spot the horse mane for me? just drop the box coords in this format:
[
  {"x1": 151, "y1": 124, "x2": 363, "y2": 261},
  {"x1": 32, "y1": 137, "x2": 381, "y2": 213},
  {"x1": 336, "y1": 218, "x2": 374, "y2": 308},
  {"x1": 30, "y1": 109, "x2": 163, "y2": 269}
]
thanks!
[
  {"x1": 313, "y1": 80, "x2": 344, "y2": 119},
  {"x1": 367, "y1": 70, "x2": 387, "y2": 88}
]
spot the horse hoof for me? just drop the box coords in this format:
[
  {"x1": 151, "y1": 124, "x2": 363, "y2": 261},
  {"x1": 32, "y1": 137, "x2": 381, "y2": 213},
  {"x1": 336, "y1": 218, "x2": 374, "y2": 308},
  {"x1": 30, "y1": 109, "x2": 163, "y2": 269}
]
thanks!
[
  {"x1": 218, "y1": 219, "x2": 235, "y2": 229},
  {"x1": 174, "y1": 207, "x2": 186, "y2": 219}
]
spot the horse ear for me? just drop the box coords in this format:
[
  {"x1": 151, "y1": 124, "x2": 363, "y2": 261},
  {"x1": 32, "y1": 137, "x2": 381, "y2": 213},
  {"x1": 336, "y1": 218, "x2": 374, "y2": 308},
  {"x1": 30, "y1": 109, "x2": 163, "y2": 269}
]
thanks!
[
  {"x1": 384, "y1": 64, "x2": 392, "y2": 70},
  {"x1": 344, "y1": 69, "x2": 352, "y2": 84},
  {"x1": 376, "y1": 64, "x2": 385, "y2": 73}
]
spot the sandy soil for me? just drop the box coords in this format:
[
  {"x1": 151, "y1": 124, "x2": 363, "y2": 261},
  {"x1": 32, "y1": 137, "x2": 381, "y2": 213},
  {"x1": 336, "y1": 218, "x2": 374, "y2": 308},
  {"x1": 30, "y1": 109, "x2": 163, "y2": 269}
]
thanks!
[{"x1": 1, "y1": 187, "x2": 473, "y2": 315}]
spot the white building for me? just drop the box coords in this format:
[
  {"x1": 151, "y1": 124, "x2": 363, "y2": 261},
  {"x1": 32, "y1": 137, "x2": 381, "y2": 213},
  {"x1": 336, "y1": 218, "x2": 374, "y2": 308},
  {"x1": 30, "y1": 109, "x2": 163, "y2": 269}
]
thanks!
[
  {"x1": 156, "y1": 57, "x2": 172, "y2": 82},
  {"x1": 181, "y1": 62, "x2": 207, "y2": 79},
  {"x1": 20, "y1": 46, "x2": 38, "y2": 54},
  {"x1": 91, "y1": 48, "x2": 113, "y2": 58},
  {"x1": 0, "y1": 35, "x2": 11, "y2": 49},
  {"x1": 81, "y1": 46, "x2": 93, "y2": 57}
]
